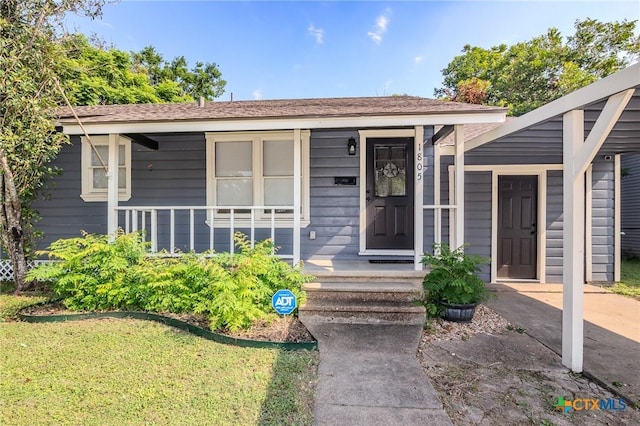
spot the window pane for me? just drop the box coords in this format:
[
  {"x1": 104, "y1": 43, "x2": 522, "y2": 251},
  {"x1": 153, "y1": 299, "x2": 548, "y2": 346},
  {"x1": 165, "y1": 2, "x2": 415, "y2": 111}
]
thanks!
[
  {"x1": 92, "y1": 169, "x2": 108, "y2": 189},
  {"x1": 118, "y1": 167, "x2": 126, "y2": 189},
  {"x1": 91, "y1": 146, "x2": 109, "y2": 167},
  {"x1": 119, "y1": 145, "x2": 125, "y2": 166},
  {"x1": 216, "y1": 142, "x2": 252, "y2": 177},
  {"x1": 264, "y1": 140, "x2": 293, "y2": 176},
  {"x1": 374, "y1": 145, "x2": 407, "y2": 197},
  {"x1": 264, "y1": 178, "x2": 293, "y2": 205},
  {"x1": 217, "y1": 179, "x2": 252, "y2": 205}
]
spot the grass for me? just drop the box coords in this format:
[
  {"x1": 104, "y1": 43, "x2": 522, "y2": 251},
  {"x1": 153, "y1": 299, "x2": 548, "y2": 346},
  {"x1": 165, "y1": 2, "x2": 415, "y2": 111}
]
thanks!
[
  {"x1": 0, "y1": 281, "x2": 53, "y2": 321},
  {"x1": 613, "y1": 259, "x2": 640, "y2": 298},
  {"x1": 0, "y1": 288, "x2": 318, "y2": 425}
]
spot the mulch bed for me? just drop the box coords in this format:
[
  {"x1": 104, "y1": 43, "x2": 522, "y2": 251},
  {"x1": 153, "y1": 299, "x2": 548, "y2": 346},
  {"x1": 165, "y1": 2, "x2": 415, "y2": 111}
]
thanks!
[{"x1": 20, "y1": 303, "x2": 316, "y2": 344}]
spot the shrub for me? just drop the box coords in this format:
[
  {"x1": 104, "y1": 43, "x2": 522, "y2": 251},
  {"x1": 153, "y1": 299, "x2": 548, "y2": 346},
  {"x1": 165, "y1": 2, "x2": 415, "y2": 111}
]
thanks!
[
  {"x1": 27, "y1": 231, "x2": 313, "y2": 331},
  {"x1": 420, "y1": 243, "x2": 491, "y2": 318}
]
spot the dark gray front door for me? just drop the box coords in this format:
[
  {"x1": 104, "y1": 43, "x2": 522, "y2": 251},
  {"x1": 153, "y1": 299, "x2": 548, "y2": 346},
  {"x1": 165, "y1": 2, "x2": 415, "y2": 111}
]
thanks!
[
  {"x1": 365, "y1": 138, "x2": 414, "y2": 250},
  {"x1": 497, "y1": 175, "x2": 537, "y2": 279}
]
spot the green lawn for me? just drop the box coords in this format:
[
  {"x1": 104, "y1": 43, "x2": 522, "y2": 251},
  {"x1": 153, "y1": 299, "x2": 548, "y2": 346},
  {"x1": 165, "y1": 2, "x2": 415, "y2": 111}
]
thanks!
[
  {"x1": 613, "y1": 259, "x2": 640, "y2": 299},
  {"x1": 0, "y1": 290, "x2": 318, "y2": 425}
]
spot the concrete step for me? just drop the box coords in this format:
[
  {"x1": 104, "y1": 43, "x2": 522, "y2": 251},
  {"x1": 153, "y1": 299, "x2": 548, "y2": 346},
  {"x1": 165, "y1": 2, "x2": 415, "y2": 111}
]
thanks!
[
  {"x1": 303, "y1": 281, "x2": 422, "y2": 306},
  {"x1": 307, "y1": 271, "x2": 425, "y2": 284},
  {"x1": 299, "y1": 305, "x2": 425, "y2": 325},
  {"x1": 299, "y1": 279, "x2": 426, "y2": 332}
]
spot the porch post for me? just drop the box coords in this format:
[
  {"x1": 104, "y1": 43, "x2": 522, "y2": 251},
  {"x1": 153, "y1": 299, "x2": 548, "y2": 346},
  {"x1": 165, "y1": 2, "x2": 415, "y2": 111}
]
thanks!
[
  {"x1": 107, "y1": 133, "x2": 119, "y2": 237},
  {"x1": 454, "y1": 125, "x2": 465, "y2": 249},
  {"x1": 293, "y1": 129, "x2": 301, "y2": 265},
  {"x1": 414, "y1": 126, "x2": 424, "y2": 270},
  {"x1": 433, "y1": 142, "x2": 441, "y2": 247},
  {"x1": 563, "y1": 110, "x2": 585, "y2": 372}
]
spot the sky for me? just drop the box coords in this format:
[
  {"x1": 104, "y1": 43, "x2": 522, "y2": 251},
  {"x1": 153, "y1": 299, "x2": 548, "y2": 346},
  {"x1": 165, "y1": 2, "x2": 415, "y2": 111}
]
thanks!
[{"x1": 66, "y1": 0, "x2": 640, "y2": 101}]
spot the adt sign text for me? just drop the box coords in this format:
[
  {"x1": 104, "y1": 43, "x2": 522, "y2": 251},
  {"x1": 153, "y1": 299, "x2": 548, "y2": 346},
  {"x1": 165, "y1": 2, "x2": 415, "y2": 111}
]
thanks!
[{"x1": 272, "y1": 289, "x2": 297, "y2": 315}]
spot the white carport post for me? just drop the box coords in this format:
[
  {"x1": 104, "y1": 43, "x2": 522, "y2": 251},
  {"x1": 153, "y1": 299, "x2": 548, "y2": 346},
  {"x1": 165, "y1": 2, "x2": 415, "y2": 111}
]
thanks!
[
  {"x1": 454, "y1": 125, "x2": 465, "y2": 249},
  {"x1": 562, "y1": 89, "x2": 634, "y2": 372},
  {"x1": 293, "y1": 128, "x2": 301, "y2": 265},
  {"x1": 107, "y1": 133, "x2": 119, "y2": 237},
  {"x1": 562, "y1": 110, "x2": 586, "y2": 372}
]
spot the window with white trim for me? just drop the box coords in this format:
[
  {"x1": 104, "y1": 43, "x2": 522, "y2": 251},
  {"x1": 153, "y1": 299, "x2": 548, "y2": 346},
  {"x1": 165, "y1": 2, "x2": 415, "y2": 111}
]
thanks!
[
  {"x1": 81, "y1": 135, "x2": 131, "y2": 202},
  {"x1": 205, "y1": 131, "x2": 310, "y2": 223}
]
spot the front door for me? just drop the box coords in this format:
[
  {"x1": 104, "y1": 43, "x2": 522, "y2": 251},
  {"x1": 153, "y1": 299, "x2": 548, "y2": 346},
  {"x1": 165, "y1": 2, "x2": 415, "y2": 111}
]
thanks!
[
  {"x1": 365, "y1": 138, "x2": 414, "y2": 250},
  {"x1": 497, "y1": 175, "x2": 537, "y2": 279}
]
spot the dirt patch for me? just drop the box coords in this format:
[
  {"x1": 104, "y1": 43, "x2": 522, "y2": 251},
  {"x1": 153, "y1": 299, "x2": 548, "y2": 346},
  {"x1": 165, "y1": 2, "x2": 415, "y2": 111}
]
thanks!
[
  {"x1": 419, "y1": 305, "x2": 639, "y2": 425},
  {"x1": 20, "y1": 303, "x2": 315, "y2": 343}
]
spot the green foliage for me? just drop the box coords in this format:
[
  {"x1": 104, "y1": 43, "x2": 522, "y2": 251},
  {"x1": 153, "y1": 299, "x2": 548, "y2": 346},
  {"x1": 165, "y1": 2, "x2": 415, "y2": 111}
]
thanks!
[
  {"x1": 419, "y1": 244, "x2": 491, "y2": 318},
  {"x1": 27, "y1": 231, "x2": 312, "y2": 331},
  {"x1": 60, "y1": 34, "x2": 226, "y2": 105},
  {"x1": 0, "y1": 0, "x2": 104, "y2": 290},
  {"x1": 435, "y1": 18, "x2": 639, "y2": 115}
]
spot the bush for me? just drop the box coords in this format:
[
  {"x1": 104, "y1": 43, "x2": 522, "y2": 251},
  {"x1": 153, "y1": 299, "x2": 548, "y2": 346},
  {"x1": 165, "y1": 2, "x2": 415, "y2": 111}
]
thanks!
[
  {"x1": 420, "y1": 243, "x2": 491, "y2": 318},
  {"x1": 27, "y1": 231, "x2": 312, "y2": 331}
]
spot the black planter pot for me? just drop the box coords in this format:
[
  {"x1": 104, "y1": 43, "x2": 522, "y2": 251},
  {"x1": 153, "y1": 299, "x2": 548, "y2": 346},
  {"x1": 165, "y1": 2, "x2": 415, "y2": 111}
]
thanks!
[{"x1": 441, "y1": 302, "x2": 477, "y2": 323}]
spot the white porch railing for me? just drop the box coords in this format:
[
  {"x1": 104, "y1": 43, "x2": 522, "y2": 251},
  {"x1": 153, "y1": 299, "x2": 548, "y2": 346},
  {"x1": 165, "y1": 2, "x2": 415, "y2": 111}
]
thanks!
[{"x1": 115, "y1": 206, "x2": 298, "y2": 261}]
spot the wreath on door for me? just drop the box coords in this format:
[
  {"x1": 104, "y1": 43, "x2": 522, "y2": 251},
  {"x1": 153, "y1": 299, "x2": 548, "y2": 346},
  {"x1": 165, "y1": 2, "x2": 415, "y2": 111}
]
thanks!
[{"x1": 382, "y1": 161, "x2": 400, "y2": 178}]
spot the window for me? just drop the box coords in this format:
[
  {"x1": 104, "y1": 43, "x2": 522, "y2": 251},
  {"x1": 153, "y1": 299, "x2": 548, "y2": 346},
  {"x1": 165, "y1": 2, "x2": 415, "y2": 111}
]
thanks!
[
  {"x1": 206, "y1": 131, "x2": 310, "y2": 224},
  {"x1": 81, "y1": 135, "x2": 131, "y2": 202}
]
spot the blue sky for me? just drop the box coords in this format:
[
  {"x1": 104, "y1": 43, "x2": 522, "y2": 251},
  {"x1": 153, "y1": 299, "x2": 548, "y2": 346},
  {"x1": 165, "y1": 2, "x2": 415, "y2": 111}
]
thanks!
[{"x1": 66, "y1": 1, "x2": 639, "y2": 101}]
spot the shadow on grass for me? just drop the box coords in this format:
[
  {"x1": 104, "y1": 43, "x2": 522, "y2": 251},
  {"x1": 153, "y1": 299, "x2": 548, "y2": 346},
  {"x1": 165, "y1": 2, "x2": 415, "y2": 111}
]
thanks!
[{"x1": 258, "y1": 324, "x2": 319, "y2": 425}]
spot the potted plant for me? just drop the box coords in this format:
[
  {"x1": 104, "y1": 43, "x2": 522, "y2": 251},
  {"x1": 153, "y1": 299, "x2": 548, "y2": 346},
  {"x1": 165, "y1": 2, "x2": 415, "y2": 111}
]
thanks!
[{"x1": 420, "y1": 243, "x2": 492, "y2": 322}]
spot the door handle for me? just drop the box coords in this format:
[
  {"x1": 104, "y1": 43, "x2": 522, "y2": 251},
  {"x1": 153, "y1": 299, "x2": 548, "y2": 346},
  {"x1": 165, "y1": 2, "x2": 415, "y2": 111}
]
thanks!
[{"x1": 531, "y1": 223, "x2": 536, "y2": 235}]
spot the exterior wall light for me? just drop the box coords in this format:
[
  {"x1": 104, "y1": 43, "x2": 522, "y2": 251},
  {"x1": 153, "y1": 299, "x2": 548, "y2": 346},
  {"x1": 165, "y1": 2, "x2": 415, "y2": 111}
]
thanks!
[{"x1": 348, "y1": 137, "x2": 357, "y2": 155}]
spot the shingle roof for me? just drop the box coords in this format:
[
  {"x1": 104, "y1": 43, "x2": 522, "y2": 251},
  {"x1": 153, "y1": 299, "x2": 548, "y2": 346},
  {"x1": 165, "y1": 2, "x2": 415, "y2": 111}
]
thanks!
[
  {"x1": 438, "y1": 118, "x2": 514, "y2": 146},
  {"x1": 58, "y1": 96, "x2": 506, "y2": 124}
]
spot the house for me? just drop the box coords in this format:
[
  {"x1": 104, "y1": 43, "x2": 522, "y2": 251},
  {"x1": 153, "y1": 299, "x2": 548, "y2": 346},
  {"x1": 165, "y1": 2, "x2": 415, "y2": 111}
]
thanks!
[
  {"x1": 621, "y1": 153, "x2": 640, "y2": 257},
  {"x1": 38, "y1": 96, "x2": 510, "y2": 274},
  {"x1": 30, "y1": 62, "x2": 638, "y2": 289}
]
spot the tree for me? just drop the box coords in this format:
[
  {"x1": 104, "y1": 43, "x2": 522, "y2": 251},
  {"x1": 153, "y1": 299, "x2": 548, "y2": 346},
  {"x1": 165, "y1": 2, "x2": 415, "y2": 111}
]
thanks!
[
  {"x1": 435, "y1": 19, "x2": 639, "y2": 115},
  {"x1": 60, "y1": 36, "x2": 226, "y2": 105},
  {"x1": 0, "y1": 0, "x2": 104, "y2": 291}
]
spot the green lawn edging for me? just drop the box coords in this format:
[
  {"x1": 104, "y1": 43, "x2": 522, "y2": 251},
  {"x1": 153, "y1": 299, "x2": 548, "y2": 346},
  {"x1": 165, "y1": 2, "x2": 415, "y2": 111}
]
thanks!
[{"x1": 18, "y1": 308, "x2": 317, "y2": 351}]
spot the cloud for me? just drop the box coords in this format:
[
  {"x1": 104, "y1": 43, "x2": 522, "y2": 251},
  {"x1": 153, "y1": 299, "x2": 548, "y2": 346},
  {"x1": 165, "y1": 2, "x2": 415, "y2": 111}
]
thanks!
[
  {"x1": 368, "y1": 8, "x2": 391, "y2": 44},
  {"x1": 414, "y1": 56, "x2": 423, "y2": 63},
  {"x1": 252, "y1": 89, "x2": 263, "y2": 100},
  {"x1": 308, "y1": 24, "x2": 324, "y2": 44}
]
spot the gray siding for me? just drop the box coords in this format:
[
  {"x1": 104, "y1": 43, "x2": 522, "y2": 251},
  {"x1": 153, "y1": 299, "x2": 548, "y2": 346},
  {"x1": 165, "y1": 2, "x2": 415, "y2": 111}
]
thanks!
[
  {"x1": 302, "y1": 130, "x2": 361, "y2": 259},
  {"x1": 621, "y1": 153, "x2": 640, "y2": 256},
  {"x1": 32, "y1": 137, "x2": 107, "y2": 250},
  {"x1": 546, "y1": 171, "x2": 564, "y2": 283},
  {"x1": 591, "y1": 159, "x2": 614, "y2": 282},
  {"x1": 464, "y1": 172, "x2": 492, "y2": 281}
]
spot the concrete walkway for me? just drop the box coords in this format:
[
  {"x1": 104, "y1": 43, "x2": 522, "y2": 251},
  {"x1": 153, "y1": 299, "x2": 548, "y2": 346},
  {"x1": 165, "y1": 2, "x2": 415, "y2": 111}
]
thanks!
[
  {"x1": 487, "y1": 283, "x2": 640, "y2": 405},
  {"x1": 309, "y1": 322, "x2": 452, "y2": 425}
]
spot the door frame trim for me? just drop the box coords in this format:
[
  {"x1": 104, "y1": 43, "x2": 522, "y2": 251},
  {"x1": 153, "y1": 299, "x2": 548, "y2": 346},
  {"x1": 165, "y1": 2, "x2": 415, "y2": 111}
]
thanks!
[
  {"x1": 495, "y1": 174, "x2": 540, "y2": 281},
  {"x1": 490, "y1": 166, "x2": 559, "y2": 283},
  {"x1": 358, "y1": 129, "x2": 416, "y2": 256}
]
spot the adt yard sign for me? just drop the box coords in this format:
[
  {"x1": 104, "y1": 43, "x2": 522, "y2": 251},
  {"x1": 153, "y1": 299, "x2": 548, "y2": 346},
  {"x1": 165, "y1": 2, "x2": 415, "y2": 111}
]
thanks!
[{"x1": 272, "y1": 289, "x2": 297, "y2": 315}]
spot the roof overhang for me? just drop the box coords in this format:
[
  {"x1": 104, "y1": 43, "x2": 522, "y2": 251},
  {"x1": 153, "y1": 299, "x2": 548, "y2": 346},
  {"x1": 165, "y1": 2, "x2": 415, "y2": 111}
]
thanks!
[{"x1": 60, "y1": 111, "x2": 506, "y2": 135}]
